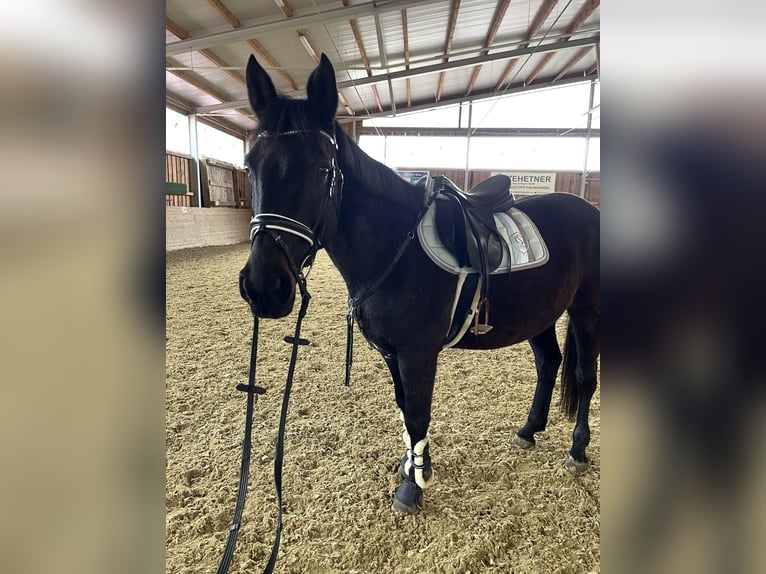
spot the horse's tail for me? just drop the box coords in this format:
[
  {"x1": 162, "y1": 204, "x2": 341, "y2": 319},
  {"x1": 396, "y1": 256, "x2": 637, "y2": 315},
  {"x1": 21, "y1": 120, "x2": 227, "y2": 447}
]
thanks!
[{"x1": 560, "y1": 319, "x2": 579, "y2": 421}]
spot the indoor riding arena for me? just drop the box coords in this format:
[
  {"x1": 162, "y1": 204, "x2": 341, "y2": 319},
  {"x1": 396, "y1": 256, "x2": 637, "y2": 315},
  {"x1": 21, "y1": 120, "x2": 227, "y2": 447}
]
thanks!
[
  {"x1": 166, "y1": 1, "x2": 600, "y2": 572},
  {"x1": 167, "y1": 247, "x2": 600, "y2": 574}
]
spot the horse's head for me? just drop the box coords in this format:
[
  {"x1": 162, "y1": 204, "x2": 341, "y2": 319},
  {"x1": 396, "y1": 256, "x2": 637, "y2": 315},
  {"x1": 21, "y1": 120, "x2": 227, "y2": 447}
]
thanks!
[{"x1": 239, "y1": 54, "x2": 341, "y2": 318}]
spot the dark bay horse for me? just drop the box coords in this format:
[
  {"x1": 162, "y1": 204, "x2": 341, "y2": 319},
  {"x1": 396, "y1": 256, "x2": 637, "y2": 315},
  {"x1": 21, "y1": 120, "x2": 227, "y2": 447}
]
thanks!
[{"x1": 239, "y1": 54, "x2": 600, "y2": 513}]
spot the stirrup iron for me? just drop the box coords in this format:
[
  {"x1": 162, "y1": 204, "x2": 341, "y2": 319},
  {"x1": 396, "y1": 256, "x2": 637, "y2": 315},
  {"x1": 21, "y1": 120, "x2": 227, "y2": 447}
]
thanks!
[{"x1": 470, "y1": 298, "x2": 493, "y2": 335}]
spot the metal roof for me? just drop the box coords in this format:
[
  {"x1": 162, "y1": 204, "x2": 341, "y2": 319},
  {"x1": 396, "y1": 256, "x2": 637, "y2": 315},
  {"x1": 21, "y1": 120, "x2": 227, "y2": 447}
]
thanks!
[{"x1": 166, "y1": 0, "x2": 600, "y2": 138}]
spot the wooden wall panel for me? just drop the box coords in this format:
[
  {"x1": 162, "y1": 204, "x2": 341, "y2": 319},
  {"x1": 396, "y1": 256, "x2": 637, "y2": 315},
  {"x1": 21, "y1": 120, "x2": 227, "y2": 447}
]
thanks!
[{"x1": 165, "y1": 152, "x2": 196, "y2": 206}]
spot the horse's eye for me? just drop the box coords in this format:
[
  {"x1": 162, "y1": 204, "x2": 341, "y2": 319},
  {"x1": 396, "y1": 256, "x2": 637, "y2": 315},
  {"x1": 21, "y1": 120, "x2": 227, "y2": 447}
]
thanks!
[{"x1": 317, "y1": 166, "x2": 331, "y2": 178}]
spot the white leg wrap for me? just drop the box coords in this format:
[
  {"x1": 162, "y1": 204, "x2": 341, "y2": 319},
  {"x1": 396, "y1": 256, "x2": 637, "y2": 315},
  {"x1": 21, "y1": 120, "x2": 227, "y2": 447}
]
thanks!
[
  {"x1": 412, "y1": 436, "x2": 431, "y2": 489},
  {"x1": 400, "y1": 410, "x2": 413, "y2": 476},
  {"x1": 399, "y1": 411, "x2": 433, "y2": 488},
  {"x1": 400, "y1": 410, "x2": 411, "y2": 448}
]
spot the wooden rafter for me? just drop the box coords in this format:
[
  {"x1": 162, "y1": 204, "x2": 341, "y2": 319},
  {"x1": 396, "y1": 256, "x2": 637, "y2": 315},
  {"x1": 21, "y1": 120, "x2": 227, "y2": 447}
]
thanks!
[
  {"x1": 166, "y1": 58, "x2": 232, "y2": 103},
  {"x1": 568, "y1": 0, "x2": 601, "y2": 33},
  {"x1": 349, "y1": 18, "x2": 383, "y2": 113},
  {"x1": 246, "y1": 39, "x2": 298, "y2": 91},
  {"x1": 553, "y1": 46, "x2": 593, "y2": 82},
  {"x1": 273, "y1": 0, "x2": 294, "y2": 18},
  {"x1": 525, "y1": 0, "x2": 600, "y2": 85},
  {"x1": 436, "y1": 0, "x2": 461, "y2": 102},
  {"x1": 466, "y1": 0, "x2": 511, "y2": 95},
  {"x1": 495, "y1": 0, "x2": 558, "y2": 91},
  {"x1": 203, "y1": 0, "x2": 298, "y2": 91},
  {"x1": 402, "y1": 9, "x2": 411, "y2": 108},
  {"x1": 207, "y1": 0, "x2": 241, "y2": 29},
  {"x1": 586, "y1": 62, "x2": 598, "y2": 76},
  {"x1": 165, "y1": 17, "x2": 189, "y2": 40},
  {"x1": 166, "y1": 18, "x2": 245, "y2": 86}
]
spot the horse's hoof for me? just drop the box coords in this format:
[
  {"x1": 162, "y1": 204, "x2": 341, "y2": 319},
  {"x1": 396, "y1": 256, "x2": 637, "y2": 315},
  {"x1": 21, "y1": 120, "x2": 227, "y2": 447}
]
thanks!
[
  {"x1": 392, "y1": 480, "x2": 423, "y2": 514},
  {"x1": 511, "y1": 434, "x2": 535, "y2": 450},
  {"x1": 564, "y1": 454, "x2": 588, "y2": 476}
]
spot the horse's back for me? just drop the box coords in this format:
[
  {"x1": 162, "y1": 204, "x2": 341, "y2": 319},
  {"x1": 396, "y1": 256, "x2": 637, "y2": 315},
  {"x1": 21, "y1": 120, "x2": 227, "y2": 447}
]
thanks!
[
  {"x1": 514, "y1": 192, "x2": 599, "y2": 227},
  {"x1": 514, "y1": 192, "x2": 599, "y2": 262},
  {"x1": 516, "y1": 192, "x2": 600, "y2": 313}
]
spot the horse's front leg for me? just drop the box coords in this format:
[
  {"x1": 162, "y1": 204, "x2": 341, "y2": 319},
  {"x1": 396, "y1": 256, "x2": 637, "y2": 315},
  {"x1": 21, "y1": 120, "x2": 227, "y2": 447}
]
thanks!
[{"x1": 390, "y1": 352, "x2": 438, "y2": 514}]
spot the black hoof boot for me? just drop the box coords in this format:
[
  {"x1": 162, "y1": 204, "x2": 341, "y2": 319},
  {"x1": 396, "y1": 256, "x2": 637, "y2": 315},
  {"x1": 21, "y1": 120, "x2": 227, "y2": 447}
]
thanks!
[{"x1": 392, "y1": 480, "x2": 423, "y2": 514}]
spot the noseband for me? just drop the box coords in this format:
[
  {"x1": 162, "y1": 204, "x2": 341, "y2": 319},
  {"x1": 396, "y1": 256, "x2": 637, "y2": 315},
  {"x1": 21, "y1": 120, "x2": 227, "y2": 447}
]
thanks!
[{"x1": 248, "y1": 129, "x2": 343, "y2": 273}]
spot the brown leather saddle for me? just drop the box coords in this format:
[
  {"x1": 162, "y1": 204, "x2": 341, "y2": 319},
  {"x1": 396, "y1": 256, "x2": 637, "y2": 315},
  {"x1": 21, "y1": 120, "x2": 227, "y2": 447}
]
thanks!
[{"x1": 428, "y1": 174, "x2": 515, "y2": 334}]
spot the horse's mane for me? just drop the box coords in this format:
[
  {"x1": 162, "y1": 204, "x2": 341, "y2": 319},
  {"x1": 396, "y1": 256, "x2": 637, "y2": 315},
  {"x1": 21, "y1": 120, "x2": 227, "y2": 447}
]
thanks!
[{"x1": 334, "y1": 125, "x2": 425, "y2": 212}]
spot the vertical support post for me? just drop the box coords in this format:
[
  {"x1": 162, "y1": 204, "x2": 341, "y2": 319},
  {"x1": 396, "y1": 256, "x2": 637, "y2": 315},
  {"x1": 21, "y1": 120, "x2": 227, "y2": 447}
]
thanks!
[
  {"x1": 188, "y1": 113, "x2": 203, "y2": 207},
  {"x1": 464, "y1": 101, "x2": 473, "y2": 189},
  {"x1": 579, "y1": 80, "x2": 596, "y2": 198}
]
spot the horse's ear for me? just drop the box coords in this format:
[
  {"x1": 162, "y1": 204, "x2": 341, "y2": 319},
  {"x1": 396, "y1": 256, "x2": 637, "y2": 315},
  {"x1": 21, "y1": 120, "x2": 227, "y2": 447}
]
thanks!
[
  {"x1": 246, "y1": 54, "x2": 277, "y2": 118},
  {"x1": 306, "y1": 53, "x2": 338, "y2": 123}
]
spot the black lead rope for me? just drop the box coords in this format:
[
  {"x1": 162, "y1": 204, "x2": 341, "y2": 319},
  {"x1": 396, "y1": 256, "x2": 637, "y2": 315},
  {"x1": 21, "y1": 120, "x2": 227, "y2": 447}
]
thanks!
[
  {"x1": 215, "y1": 317, "x2": 264, "y2": 574},
  {"x1": 262, "y1": 290, "x2": 310, "y2": 574},
  {"x1": 216, "y1": 234, "x2": 313, "y2": 574}
]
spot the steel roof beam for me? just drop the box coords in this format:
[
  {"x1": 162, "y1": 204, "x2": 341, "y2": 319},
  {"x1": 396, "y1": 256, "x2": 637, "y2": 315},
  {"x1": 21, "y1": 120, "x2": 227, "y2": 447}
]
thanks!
[
  {"x1": 166, "y1": 0, "x2": 444, "y2": 56},
  {"x1": 355, "y1": 126, "x2": 600, "y2": 138},
  {"x1": 342, "y1": 73, "x2": 597, "y2": 121},
  {"x1": 341, "y1": 36, "x2": 598, "y2": 89},
  {"x1": 196, "y1": 36, "x2": 598, "y2": 114},
  {"x1": 197, "y1": 36, "x2": 600, "y2": 115}
]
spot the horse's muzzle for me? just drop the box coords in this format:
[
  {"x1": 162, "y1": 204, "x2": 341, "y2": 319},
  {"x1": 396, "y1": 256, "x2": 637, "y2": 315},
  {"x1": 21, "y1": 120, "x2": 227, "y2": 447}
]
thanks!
[{"x1": 239, "y1": 262, "x2": 296, "y2": 318}]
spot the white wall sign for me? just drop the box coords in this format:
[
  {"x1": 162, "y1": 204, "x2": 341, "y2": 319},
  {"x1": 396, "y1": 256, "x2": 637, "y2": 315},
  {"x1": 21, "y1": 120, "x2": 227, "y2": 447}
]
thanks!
[
  {"x1": 396, "y1": 170, "x2": 430, "y2": 185},
  {"x1": 491, "y1": 171, "x2": 557, "y2": 194}
]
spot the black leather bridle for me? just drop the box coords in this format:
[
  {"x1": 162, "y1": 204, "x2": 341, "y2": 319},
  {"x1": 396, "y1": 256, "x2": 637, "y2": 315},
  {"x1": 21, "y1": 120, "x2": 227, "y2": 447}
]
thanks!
[{"x1": 248, "y1": 129, "x2": 343, "y2": 273}]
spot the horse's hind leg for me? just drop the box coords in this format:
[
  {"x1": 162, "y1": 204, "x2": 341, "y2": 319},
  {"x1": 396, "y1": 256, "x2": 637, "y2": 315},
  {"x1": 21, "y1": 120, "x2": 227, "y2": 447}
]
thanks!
[
  {"x1": 512, "y1": 325, "x2": 562, "y2": 450},
  {"x1": 563, "y1": 308, "x2": 600, "y2": 475}
]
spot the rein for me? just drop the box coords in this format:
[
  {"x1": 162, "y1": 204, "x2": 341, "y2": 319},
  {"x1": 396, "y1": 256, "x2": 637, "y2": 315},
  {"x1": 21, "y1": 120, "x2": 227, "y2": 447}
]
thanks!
[
  {"x1": 216, "y1": 128, "x2": 335, "y2": 574},
  {"x1": 216, "y1": 236, "x2": 313, "y2": 574}
]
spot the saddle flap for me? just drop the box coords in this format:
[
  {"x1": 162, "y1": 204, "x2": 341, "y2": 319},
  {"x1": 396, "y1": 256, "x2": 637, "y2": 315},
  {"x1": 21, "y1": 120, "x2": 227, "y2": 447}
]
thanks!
[
  {"x1": 434, "y1": 195, "x2": 469, "y2": 267},
  {"x1": 433, "y1": 194, "x2": 504, "y2": 275}
]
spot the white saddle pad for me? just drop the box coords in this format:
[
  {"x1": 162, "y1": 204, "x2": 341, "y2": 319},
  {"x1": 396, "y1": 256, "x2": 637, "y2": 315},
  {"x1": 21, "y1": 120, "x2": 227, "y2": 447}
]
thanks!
[{"x1": 417, "y1": 203, "x2": 549, "y2": 275}]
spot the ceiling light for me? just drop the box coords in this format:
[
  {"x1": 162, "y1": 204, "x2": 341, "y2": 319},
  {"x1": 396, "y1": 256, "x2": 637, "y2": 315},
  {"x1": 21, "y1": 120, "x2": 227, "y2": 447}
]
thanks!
[{"x1": 298, "y1": 32, "x2": 318, "y2": 63}]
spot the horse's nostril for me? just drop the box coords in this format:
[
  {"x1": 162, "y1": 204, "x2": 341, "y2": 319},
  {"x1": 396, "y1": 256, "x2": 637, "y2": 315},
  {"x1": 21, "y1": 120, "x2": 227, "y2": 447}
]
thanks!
[{"x1": 239, "y1": 273, "x2": 252, "y2": 303}]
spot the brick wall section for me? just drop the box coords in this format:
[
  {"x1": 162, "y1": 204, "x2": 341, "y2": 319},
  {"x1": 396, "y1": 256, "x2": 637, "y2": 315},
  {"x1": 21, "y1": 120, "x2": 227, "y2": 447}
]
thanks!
[{"x1": 166, "y1": 207, "x2": 251, "y2": 251}]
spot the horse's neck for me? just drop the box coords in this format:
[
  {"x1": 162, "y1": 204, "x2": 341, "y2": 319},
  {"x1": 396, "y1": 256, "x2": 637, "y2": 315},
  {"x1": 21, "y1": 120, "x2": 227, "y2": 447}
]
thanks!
[{"x1": 325, "y1": 142, "x2": 420, "y2": 298}]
